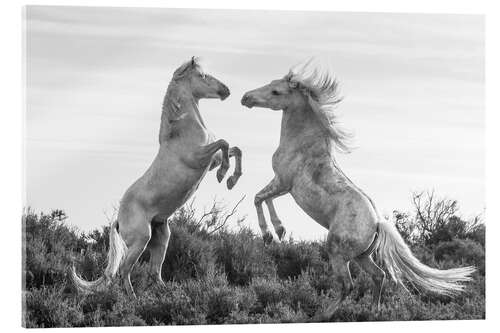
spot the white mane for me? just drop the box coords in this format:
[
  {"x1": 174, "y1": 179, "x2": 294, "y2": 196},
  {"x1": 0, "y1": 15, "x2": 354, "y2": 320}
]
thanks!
[{"x1": 287, "y1": 60, "x2": 352, "y2": 153}]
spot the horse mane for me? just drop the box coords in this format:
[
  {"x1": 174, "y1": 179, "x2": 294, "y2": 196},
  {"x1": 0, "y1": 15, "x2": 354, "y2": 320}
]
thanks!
[
  {"x1": 286, "y1": 60, "x2": 352, "y2": 153},
  {"x1": 162, "y1": 57, "x2": 203, "y2": 122},
  {"x1": 172, "y1": 56, "x2": 203, "y2": 79}
]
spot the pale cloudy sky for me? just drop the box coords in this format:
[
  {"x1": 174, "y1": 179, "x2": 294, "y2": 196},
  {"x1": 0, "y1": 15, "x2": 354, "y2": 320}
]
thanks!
[{"x1": 25, "y1": 6, "x2": 484, "y2": 240}]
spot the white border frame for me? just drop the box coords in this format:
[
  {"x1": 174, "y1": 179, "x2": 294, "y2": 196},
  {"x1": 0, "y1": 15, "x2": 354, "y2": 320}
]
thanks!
[{"x1": 2, "y1": 1, "x2": 497, "y2": 332}]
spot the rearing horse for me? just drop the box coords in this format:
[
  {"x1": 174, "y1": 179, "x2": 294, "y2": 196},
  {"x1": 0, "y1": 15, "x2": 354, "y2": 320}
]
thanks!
[
  {"x1": 72, "y1": 57, "x2": 242, "y2": 297},
  {"x1": 241, "y1": 61, "x2": 475, "y2": 320}
]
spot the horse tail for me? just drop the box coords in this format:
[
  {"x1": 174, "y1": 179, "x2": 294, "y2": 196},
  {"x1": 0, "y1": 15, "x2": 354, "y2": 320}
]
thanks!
[
  {"x1": 374, "y1": 219, "x2": 475, "y2": 296},
  {"x1": 70, "y1": 220, "x2": 128, "y2": 293}
]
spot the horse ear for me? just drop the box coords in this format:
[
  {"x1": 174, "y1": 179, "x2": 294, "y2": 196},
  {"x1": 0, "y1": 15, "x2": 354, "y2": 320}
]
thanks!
[
  {"x1": 191, "y1": 56, "x2": 196, "y2": 66},
  {"x1": 289, "y1": 81, "x2": 298, "y2": 89}
]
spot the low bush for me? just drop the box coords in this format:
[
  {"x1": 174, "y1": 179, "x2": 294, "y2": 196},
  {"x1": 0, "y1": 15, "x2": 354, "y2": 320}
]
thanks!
[{"x1": 22, "y1": 193, "x2": 485, "y2": 327}]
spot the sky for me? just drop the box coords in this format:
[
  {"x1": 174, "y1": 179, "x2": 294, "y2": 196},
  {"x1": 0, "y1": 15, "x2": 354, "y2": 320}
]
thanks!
[{"x1": 25, "y1": 6, "x2": 484, "y2": 240}]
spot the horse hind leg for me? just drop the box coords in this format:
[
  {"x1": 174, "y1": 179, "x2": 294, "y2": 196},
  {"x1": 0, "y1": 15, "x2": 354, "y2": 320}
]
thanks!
[
  {"x1": 355, "y1": 254, "x2": 386, "y2": 309},
  {"x1": 147, "y1": 220, "x2": 171, "y2": 287},
  {"x1": 313, "y1": 238, "x2": 354, "y2": 321},
  {"x1": 117, "y1": 211, "x2": 152, "y2": 298},
  {"x1": 320, "y1": 258, "x2": 354, "y2": 320}
]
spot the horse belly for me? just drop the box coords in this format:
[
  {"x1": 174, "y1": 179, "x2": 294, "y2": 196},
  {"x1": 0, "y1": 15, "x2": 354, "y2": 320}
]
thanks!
[{"x1": 146, "y1": 158, "x2": 209, "y2": 217}]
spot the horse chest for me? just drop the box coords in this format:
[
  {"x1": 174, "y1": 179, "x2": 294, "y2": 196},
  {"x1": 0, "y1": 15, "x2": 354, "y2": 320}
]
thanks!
[
  {"x1": 271, "y1": 148, "x2": 284, "y2": 172},
  {"x1": 272, "y1": 147, "x2": 298, "y2": 181}
]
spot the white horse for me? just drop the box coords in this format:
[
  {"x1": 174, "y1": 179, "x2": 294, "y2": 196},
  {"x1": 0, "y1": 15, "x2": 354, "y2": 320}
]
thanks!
[
  {"x1": 72, "y1": 57, "x2": 242, "y2": 297},
  {"x1": 241, "y1": 61, "x2": 475, "y2": 320}
]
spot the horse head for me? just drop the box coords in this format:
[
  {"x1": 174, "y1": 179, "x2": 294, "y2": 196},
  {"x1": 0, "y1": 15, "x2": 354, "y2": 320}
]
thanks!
[{"x1": 173, "y1": 56, "x2": 230, "y2": 101}]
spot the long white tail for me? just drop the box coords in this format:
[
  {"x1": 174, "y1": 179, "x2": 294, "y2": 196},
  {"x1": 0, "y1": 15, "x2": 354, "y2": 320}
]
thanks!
[
  {"x1": 70, "y1": 220, "x2": 128, "y2": 293},
  {"x1": 375, "y1": 220, "x2": 475, "y2": 296}
]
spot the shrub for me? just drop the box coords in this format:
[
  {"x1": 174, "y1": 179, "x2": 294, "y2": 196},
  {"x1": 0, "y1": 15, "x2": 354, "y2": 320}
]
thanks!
[
  {"x1": 250, "y1": 277, "x2": 285, "y2": 312},
  {"x1": 137, "y1": 283, "x2": 201, "y2": 325},
  {"x1": 161, "y1": 222, "x2": 215, "y2": 281},
  {"x1": 282, "y1": 272, "x2": 319, "y2": 316},
  {"x1": 206, "y1": 285, "x2": 240, "y2": 324},
  {"x1": 213, "y1": 228, "x2": 276, "y2": 285},
  {"x1": 262, "y1": 302, "x2": 307, "y2": 323},
  {"x1": 22, "y1": 194, "x2": 485, "y2": 327},
  {"x1": 266, "y1": 241, "x2": 323, "y2": 279},
  {"x1": 23, "y1": 210, "x2": 84, "y2": 289},
  {"x1": 24, "y1": 286, "x2": 83, "y2": 328},
  {"x1": 467, "y1": 223, "x2": 485, "y2": 247},
  {"x1": 434, "y1": 238, "x2": 485, "y2": 275}
]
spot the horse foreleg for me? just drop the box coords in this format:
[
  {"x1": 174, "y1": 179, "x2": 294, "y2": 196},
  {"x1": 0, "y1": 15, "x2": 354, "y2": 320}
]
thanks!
[
  {"x1": 255, "y1": 177, "x2": 288, "y2": 244},
  {"x1": 265, "y1": 197, "x2": 287, "y2": 241},
  {"x1": 189, "y1": 139, "x2": 230, "y2": 182},
  {"x1": 209, "y1": 146, "x2": 242, "y2": 189},
  {"x1": 226, "y1": 146, "x2": 242, "y2": 189},
  {"x1": 208, "y1": 152, "x2": 222, "y2": 171}
]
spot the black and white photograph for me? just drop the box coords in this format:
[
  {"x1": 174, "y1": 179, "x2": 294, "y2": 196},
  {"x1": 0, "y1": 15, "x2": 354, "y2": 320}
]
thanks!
[{"x1": 21, "y1": 4, "x2": 487, "y2": 328}]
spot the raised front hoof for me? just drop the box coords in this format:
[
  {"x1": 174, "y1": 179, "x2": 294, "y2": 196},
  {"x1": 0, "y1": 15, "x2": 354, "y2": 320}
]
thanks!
[
  {"x1": 262, "y1": 232, "x2": 274, "y2": 245},
  {"x1": 275, "y1": 225, "x2": 286, "y2": 241},
  {"x1": 226, "y1": 175, "x2": 237, "y2": 190},
  {"x1": 216, "y1": 167, "x2": 228, "y2": 183}
]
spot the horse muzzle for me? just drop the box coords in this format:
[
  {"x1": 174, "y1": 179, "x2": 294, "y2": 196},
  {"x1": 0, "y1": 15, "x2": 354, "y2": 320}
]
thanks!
[
  {"x1": 218, "y1": 85, "x2": 230, "y2": 101},
  {"x1": 241, "y1": 93, "x2": 256, "y2": 108}
]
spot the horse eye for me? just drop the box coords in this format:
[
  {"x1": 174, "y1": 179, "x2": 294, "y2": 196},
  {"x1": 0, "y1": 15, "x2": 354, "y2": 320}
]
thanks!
[{"x1": 271, "y1": 90, "x2": 280, "y2": 96}]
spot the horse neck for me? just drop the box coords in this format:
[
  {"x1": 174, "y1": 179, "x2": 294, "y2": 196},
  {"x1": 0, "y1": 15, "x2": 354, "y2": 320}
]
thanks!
[
  {"x1": 279, "y1": 104, "x2": 332, "y2": 150},
  {"x1": 159, "y1": 83, "x2": 207, "y2": 144}
]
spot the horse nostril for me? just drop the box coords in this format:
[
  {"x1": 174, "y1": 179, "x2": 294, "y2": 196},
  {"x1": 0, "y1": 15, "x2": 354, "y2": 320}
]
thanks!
[
  {"x1": 241, "y1": 94, "x2": 254, "y2": 107},
  {"x1": 219, "y1": 85, "x2": 230, "y2": 100},
  {"x1": 241, "y1": 95, "x2": 248, "y2": 105}
]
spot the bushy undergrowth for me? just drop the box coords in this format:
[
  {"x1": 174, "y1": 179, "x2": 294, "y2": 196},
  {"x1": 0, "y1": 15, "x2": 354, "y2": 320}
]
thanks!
[{"x1": 22, "y1": 193, "x2": 485, "y2": 327}]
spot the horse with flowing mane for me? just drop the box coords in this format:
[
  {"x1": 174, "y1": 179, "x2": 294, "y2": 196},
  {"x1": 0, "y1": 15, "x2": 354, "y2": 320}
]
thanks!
[
  {"x1": 241, "y1": 60, "x2": 475, "y2": 320},
  {"x1": 71, "y1": 57, "x2": 242, "y2": 298}
]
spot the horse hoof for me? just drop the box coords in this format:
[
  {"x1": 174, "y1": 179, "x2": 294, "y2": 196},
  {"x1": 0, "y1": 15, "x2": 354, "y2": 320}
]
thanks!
[
  {"x1": 217, "y1": 168, "x2": 227, "y2": 183},
  {"x1": 226, "y1": 176, "x2": 235, "y2": 189},
  {"x1": 276, "y1": 225, "x2": 286, "y2": 240},
  {"x1": 263, "y1": 232, "x2": 274, "y2": 245}
]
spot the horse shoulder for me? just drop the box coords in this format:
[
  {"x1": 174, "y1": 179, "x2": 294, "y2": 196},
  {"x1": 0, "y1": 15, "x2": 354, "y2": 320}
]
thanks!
[{"x1": 271, "y1": 146, "x2": 283, "y2": 169}]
